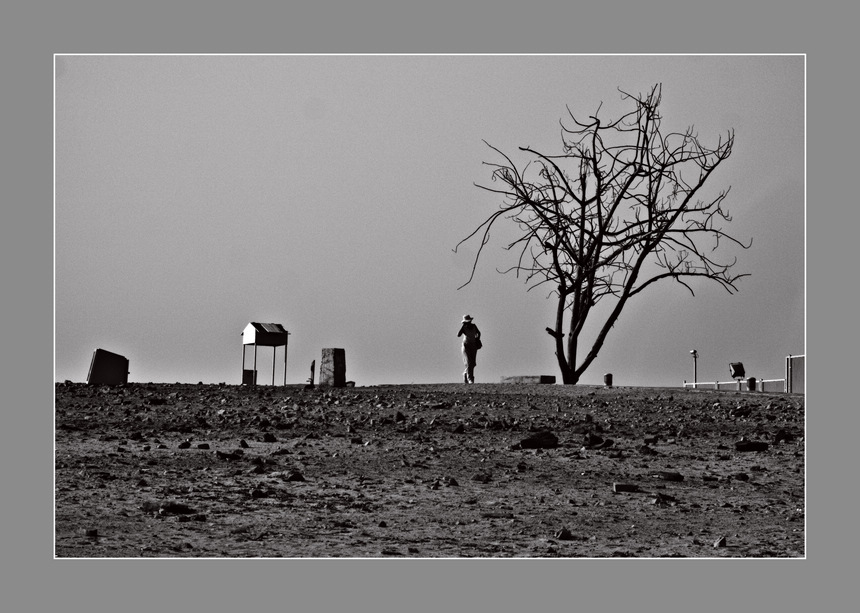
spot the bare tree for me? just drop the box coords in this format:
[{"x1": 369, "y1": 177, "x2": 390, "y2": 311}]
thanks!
[{"x1": 455, "y1": 84, "x2": 751, "y2": 384}]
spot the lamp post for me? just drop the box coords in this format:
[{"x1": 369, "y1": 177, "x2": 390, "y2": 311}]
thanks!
[{"x1": 690, "y1": 350, "x2": 698, "y2": 388}]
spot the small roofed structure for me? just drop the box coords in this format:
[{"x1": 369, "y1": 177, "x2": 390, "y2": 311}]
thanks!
[{"x1": 241, "y1": 322, "x2": 290, "y2": 386}]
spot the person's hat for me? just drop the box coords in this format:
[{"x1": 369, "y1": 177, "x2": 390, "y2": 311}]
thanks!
[{"x1": 462, "y1": 314, "x2": 473, "y2": 323}]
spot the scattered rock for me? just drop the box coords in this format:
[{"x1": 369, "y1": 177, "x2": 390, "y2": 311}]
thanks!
[
  {"x1": 643, "y1": 435, "x2": 658, "y2": 445},
  {"x1": 285, "y1": 471, "x2": 306, "y2": 482},
  {"x1": 654, "y1": 471, "x2": 684, "y2": 482},
  {"x1": 239, "y1": 439, "x2": 250, "y2": 448},
  {"x1": 262, "y1": 433, "x2": 278, "y2": 443},
  {"x1": 85, "y1": 528, "x2": 99, "y2": 537},
  {"x1": 638, "y1": 444, "x2": 658, "y2": 456},
  {"x1": 733, "y1": 472, "x2": 750, "y2": 481},
  {"x1": 177, "y1": 440, "x2": 191, "y2": 449},
  {"x1": 714, "y1": 536, "x2": 727, "y2": 548},
  {"x1": 451, "y1": 423, "x2": 465, "y2": 434},
  {"x1": 197, "y1": 443, "x2": 210, "y2": 450},
  {"x1": 472, "y1": 473, "x2": 492, "y2": 483}
]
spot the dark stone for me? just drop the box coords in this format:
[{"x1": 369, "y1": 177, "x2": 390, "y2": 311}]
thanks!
[
  {"x1": 583, "y1": 432, "x2": 604, "y2": 448},
  {"x1": 613, "y1": 483, "x2": 640, "y2": 493},
  {"x1": 178, "y1": 441, "x2": 191, "y2": 449},
  {"x1": 514, "y1": 431, "x2": 559, "y2": 450},
  {"x1": 197, "y1": 443, "x2": 210, "y2": 450},
  {"x1": 216, "y1": 450, "x2": 242, "y2": 461},
  {"x1": 159, "y1": 501, "x2": 197, "y2": 515},
  {"x1": 735, "y1": 440, "x2": 768, "y2": 452},
  {"x1": 555, "y1": 527, "x2": 575, "y2": 541},
  {"x1": 730, "y1": 405, "x2": 752, "y2": 418},
  {"x1": 655, "y1": 471, "x2": 684, "y2": 482},
  {"x1": 774, "y1": 429, "x2": 794, "y2": 444},
  {"x1": 285, "y1": 471, "x2": 306, "y2": 482},
  {"x1": 239, "y1": 439, "x2": 250, "y2": 448},
  {"x1": 262, "y1": 433, "x2": 278, "y2": 443}
]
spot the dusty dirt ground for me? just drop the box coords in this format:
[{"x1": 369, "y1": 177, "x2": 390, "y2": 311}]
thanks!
[{"x1": 54, "y1": 381, "x2": 805, "y2": 558}]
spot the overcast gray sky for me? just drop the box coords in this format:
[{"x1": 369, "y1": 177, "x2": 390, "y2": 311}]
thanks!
[{"x1": 54, "y1": 54, "x2": 804, "y2": 387}]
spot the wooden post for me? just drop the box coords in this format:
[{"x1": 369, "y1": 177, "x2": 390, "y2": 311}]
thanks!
[{"x1": 284, "y1": 332, "x2": 290, "y2": 386}]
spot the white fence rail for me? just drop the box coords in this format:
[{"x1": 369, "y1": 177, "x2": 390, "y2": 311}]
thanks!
[{"x1": 682, "y1": 354, "x2": 804, "y2": 393}]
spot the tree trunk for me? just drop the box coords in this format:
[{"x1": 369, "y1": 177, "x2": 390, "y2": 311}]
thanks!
[{"x1": 553, "y1": 294, "x2": 580, "y2": 384}]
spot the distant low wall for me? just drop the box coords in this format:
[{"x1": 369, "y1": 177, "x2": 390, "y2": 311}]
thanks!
[{"x1": 681, "y1": 354, "x2": 804, "y2": 394}]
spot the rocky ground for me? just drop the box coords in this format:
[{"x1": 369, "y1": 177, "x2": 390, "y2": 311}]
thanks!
[{"x1": 54, "y1": 381, "x2": 805, "y2": 558}]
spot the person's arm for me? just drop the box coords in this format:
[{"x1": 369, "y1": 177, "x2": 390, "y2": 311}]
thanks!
[{"x1": 457, "y1": 324, "x2": 465, "y2": 337}]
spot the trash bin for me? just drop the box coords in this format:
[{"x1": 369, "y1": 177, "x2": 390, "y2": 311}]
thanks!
[
  {"x1": 604, "y1": 373, "x2": 613, "y2": 387},
  {"x1": 746, "y1": 377, "x2": 757, "y2": 392}
]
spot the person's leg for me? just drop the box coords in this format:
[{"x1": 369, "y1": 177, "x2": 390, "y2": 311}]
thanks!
[
  {"x1": 462, "y1": 346, "x2": 470, "y2": 383},
  {"x1": 466, "y1": 347, "x2": 477, "y2": 383}
]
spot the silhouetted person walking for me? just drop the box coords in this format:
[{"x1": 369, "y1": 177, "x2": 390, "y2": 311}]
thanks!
[{"x1": 457, "y1": 314, "x2": 481, "y2": 384}]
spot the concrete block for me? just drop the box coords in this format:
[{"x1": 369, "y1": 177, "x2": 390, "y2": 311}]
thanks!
[
  {"x1": 319, "y1": 348, "x2": 346, "y2": 387},
  {"x1": 87, "y1": 348, "x2": 129, "y2": 385}
]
